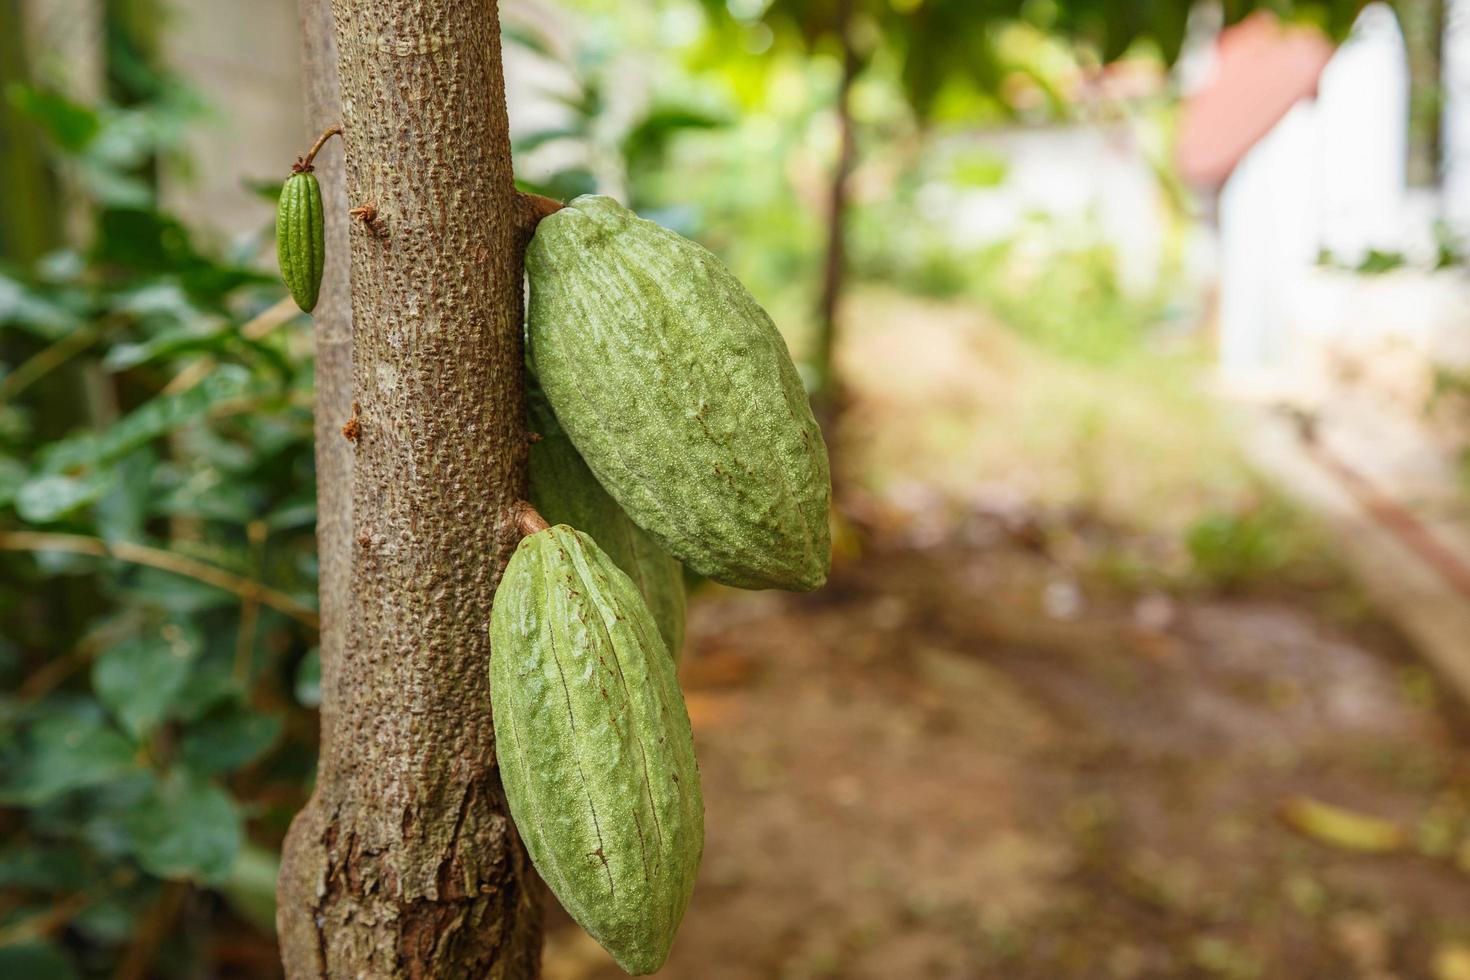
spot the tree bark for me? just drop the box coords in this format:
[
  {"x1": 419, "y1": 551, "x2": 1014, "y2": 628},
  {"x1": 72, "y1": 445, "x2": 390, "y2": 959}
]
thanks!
[
  {"x1": 812, "y1": 0, "x2": 857, "y2": 430},
  {"x1": 276, "y1": 1, "x2": 542, "y2": 976}
]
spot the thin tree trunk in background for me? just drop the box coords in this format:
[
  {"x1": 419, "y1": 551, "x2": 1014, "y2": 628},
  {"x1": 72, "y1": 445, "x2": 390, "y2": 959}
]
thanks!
[
  {"x1": 0, "y1": 0, "x2": 59, "y2": 264},
  {"x1": 23, "y1": 0, "x2": 104, "y2": 243},
  {"x1": 813, "y1": 0, "x2": 857, "y2": 430},
  {"x1": 276, "y1": 0, "x2": 356, "y2": 966},
  {"x1": 299, "y1": 0, "x2": 353, "y2": 790},
  {"x1": 1403, "y1": 0, "x2": 1445, "y2": 186},
  {"x1": 275, "y1": 1, "x2": 541, "y2": 976}
]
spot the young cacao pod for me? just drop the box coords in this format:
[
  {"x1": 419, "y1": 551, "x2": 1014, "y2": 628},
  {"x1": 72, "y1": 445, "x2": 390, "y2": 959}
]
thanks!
[
  {"x1": 276, "y1": 169, "x2": 325, "y2": 312},
  {"x1": 528, "y1": 386, "x2": 686, "y2": 659},
  {"x1": 526, "y1": 195, "x2": 831, "y2": 592},
  {"x1": 491, "y1": 525, "x2": 703, "y2": 975}
]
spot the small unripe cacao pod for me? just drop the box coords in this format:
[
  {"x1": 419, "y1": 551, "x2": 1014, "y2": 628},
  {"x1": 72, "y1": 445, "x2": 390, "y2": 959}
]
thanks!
[
  {"x1": 491, "y1": 525, "x2": 703, "y2": 975},
  {"x1": 276, "y1": 169, "x2": 325, "y2": 312},
  {"x1": 528, "y1": 386, "x2": 686, "y2": 659},
  {"x1": 526, "y1": 195, "x2": 831, "y2": 592}
]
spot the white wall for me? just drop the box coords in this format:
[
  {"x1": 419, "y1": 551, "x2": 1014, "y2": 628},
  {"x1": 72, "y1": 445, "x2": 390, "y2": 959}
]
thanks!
[
  {"x1": 1216, "y1": 3, "x2": 1414, "y2": 386},
  {"x1": 1219, "y1": 101, "x2": 1321, "y2": 382},
  {"x1": 1314, "y1": 3, "x2": 1409, "y2": 264}
]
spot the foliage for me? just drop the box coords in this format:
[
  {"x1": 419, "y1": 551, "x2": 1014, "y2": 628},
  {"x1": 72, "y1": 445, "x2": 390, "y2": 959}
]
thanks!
[
  {"x1": 0, "y1": 83, "x2": 315, "y2": 975},
  {"x1": 853, "y1": 168, "x2": 1172, "y2": 363},
  {"x1": 508, "y1": 5, "x2": 836, "y2": 352},
  {"x1": 967, "y1": 231, "x2": 1167, "y2": 363},
  {"x1": 507, "y1": 16, "x2": 729, "y2": 212},
  {"x1": 702, "y1": 0, "x2": 1373, "y2": 119},
  {"x1": 1185, "y1": 500, "x2": 1307, "y2": 589}
]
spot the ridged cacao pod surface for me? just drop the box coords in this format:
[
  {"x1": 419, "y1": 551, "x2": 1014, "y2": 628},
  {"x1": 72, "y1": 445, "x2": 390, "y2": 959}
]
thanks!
[
  {"x1": 528, "y1": 386, "x2": 686, "y2": 658},
  {"x1": 526, "y1": 195, "x2": 831, "y2": 592},
  {"x1": 276, "y1": 170, "x2": 324, "y2": 312},
  {"x1": 490, "y1": 525, "x2": 703, "y2": 975}
]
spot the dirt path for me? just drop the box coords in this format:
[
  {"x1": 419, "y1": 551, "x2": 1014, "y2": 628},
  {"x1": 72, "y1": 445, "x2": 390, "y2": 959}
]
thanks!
[{"x1": 545, "y1": 518, "x2": 1470, "y2": 979}]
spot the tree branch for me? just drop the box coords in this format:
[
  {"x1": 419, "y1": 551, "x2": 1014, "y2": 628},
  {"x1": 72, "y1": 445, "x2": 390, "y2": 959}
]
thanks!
[{"x1": 0, "y1": 531, "x2": 319, "y2": 628}]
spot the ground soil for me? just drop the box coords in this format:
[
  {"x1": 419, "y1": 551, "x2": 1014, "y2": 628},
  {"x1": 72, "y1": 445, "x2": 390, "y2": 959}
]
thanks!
[{"x1": 542, "y1": 508, "x2": 1470, "y2": 980}]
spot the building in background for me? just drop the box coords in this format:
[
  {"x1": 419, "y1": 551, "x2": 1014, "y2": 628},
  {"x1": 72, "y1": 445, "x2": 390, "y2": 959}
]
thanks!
[{"x1": 1179, "y1": 4, "x2": 1470, "y2": 402}]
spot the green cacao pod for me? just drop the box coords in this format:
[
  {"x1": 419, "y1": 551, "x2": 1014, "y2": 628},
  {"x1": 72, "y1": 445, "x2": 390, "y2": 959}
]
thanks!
[
  {"x1": 491, "y1": 525, "x2": 703, "y2": 975},
  {"x1": 526, "y1": 195, "x2": 831, "y2": 592},
  {"x1": 276, "y1": 169, "x2": 325, "y2": 312},
  {"x1": 528, "y1": 386, "x2": 687, "y2": 659}
]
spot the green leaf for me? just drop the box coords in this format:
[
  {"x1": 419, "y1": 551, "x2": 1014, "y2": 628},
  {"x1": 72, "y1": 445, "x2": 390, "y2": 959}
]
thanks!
[
  {"x1": 93, "y1": 449, "x2": 155, "y2": 542},
  {"x1": 514, "y1": 169, "x2": 597, "y2": 203},
  {"x1": 92, "y1": 626, "x2": 201, "y2": 739},
  {"x1": 154, "y1": 472, "x2": 262, "y2": 524},
  {"x1": 115, "y1": 567, "x2": 236, "y2": 614},
  {"x1": 77, "y1": 163, "x2": 153, "y2": 209},
  {"x1": 0, "y1": 713, "x2": 138, "y2": 806},
  {"x1": 622, "y1": 105, "x2": 727, "y2": 175},
  {"x1": 39, "y1": 364, "x2": 255, "y2": 475},
  {"x1": 503, "y1": 21, "x2": 560, "y2": 60},
  {"x1": 101, "y1": 324, "x2": 230, "y2": 372},
  {"x1": 114, "y1": 281, "x2": 208, "y2": 326},
  {"x1": 0, "y1": 274, "x2": 84, "y2": 339},
  {"x1": 264, "y1": 498, "x2": 316, "y2": 533},
  {"x1": 219, "y1": 844, "x2": 279, "y2": 933},
  {"x1": 92, "y1": 208, "x2": 199, "y2": 274},
  {"x1": 294, "y1": 648, "x2": 321, "y2": 708},
  {"x1": 70, "y1": 893, "x2": 141, "y2": 945},
  {"x1": 179, "y1": 704, "x2": 281, "y2": 775},
  {"x1": 171, "y1": 650, "x2": 244, "y2": 723},
  {"x1": 124, "y1": 774, "x2": 243, "y2": 883},
  {"x1": 0, "y1": 941, "x2": 79, "y2": 980},
  {"x1": 7, "y1": 83, "x2": 101, "y2": 152},
  {"x1": 0, "y1": 845, "x2": 89, "y2": 891},
  {"x1": 14, "y1": 472, "x2": 109, "y2": 523},
  {"x1": 0, "y1": 455, "x2": 30, "y2": 508},
  {"x1": 512, "y1": 126, "x2": 583, "y2": 156}
]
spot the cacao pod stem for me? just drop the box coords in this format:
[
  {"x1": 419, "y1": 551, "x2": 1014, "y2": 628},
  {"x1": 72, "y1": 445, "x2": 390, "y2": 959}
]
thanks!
[
  {"x1": 511, "y1": 500, "x2": 549, "y2": 537},
  {"x1": 293, "y1": 123, "x2": 343, "y2": 174},
  {"x1": 517, "y1": 192, "x2": 565, "y2": 236}
]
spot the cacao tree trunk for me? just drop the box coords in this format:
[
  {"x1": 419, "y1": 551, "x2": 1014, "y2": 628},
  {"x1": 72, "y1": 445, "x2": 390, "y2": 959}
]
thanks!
[
  {"x1": 276, "y1": 1, "x2": 542, "y2": 976},
  {"x1": 812, "y1": 0, "x2": 857, "y2": 430}
]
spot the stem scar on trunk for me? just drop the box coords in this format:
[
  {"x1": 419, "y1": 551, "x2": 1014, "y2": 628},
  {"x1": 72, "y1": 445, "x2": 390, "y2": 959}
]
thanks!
[
  {"x1": 349, "y1": 201, "x2": 383, "y2": 236},
  {"x1": 341, "y1": 401, "x2": 360, "y2": 444}
]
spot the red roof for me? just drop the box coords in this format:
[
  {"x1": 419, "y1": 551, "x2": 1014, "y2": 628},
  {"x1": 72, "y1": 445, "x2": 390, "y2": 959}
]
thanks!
[{"x1": 1176, "y1": 13, "x2": 1335, "y2": 186}]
